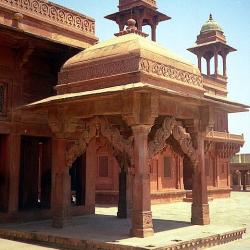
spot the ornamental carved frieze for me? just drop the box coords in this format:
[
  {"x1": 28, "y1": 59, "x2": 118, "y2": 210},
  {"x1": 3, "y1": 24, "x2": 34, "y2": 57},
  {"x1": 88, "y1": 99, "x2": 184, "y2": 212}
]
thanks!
[
  {"x1": 133, "y1": 211, "x2": 153, "y2": 229},
  {"x1": 216, "y1": 142, "x2": 241, "y2": 158},
  {"x1": 148, "y1": 116, "x2": 198, "y2": 167},
  {"x1": 59, "y1": 57, "x2": 139, "y2": 85},
  {"x1": 48, "y1": 111, "x2": 82, "y2": 135},
  {"x1": 66, "y1": 116, "x2": 134, "y2": 168},
  {"x1": 139, "y1": 58, "x2": 203, "y2": 88},
  {"x1": 0, "y1": 0, "x2": 95, "y2": 34},
  {"x1": 59, "y1": 57, "x2": 203, "y2": 90}
]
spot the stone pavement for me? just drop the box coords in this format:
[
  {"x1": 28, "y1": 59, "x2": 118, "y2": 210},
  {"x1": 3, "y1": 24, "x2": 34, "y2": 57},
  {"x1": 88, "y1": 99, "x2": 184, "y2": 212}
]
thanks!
[
  {"x1": 0, "y1": 191, "x2": 249, "y2": 249},
  {"x1": 0, "y1": 238, "x2": 61, "y2": 250}
]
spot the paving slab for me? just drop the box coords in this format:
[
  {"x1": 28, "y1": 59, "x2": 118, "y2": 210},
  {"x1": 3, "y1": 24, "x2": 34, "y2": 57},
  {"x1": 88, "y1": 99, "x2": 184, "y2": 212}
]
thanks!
[{"x1": 0, "y1": 192, "x2": 248, "y2": 250}]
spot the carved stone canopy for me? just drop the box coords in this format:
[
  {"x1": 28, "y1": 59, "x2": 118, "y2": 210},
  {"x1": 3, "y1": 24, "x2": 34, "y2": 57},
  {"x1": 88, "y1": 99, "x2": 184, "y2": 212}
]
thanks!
[
  {"x1": 66, "y1": 116, "x2": 133, "y2": 168},
  {"x1": 148, "y1": 116, "x2": 198, "y2": 167},
  {"x1": 57, "y1": 33, "x2": 203, "y2": 96}
]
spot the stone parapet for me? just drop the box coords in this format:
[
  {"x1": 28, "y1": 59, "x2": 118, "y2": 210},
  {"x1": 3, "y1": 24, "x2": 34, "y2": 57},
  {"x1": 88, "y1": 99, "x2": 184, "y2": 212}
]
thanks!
[{"x1": 0, "y1": 0, "x2": 98, "y2": 48}]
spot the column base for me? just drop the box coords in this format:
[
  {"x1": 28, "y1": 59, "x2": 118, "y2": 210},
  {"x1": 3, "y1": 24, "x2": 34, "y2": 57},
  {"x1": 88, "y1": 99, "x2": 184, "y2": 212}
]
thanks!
[
  {"x1": 117, "y1": 210, "x2": 127, "y2": 219},
  {"x1": 52, "y1": 216, "x2": 72, "y2": 228},
  {"x1": 191, "y1": 203, "x2": 210, "y2": 225},
  {"x1": 130, "y1": 211, "x2": 154, "y2": 238},
  {"x1": 130, "y1": 228, "x2": 154, "y2": 238}
]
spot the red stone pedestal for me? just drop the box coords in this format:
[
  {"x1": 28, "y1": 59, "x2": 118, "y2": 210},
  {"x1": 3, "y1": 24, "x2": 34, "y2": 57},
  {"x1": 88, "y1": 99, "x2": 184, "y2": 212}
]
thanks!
[
  {"x1": 131, "y1": 211, "x2": 154, "y2": 237},
  {"x1": 191, "y1": 203, "x2": 210, "y2": 225}
]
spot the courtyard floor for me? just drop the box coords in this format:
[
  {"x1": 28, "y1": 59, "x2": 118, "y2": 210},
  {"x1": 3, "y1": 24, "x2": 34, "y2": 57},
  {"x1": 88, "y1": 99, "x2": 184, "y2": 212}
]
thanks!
[{"x1": 0, "y1": 191, "x2": 249, "y2": 249}]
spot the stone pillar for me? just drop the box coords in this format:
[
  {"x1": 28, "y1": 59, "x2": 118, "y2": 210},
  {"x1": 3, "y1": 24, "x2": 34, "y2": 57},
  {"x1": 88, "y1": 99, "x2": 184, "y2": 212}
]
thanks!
[
  {"x1": 85, "y1": 139, "x2": 97, "y2": 213},
  {"x1": 242, "y1": 171, "x2": 247, "y2": 191},
  {"x1": 206, "y1": 58, "x2": 210, "y2": 75},
  {"x1": 198, "y1": 55, "x2": 202, "y2": 72},
  {"x1": 214, "y1": 51, "x2": 218, "y2": 75},
  {"x1": 117, "y1": 166, "x2": 127, "y2": 218},
  {"x1": 247, "y1": 172, "x2": 250, "y2": 186},
  {"x1": 51, "y1": 138, "x2": 71, "y2": 228},
  {"x1": 7, "y1": 134, "x2": 21, "y2": 213},
  {"x1": 126, "y1": 167, "x2": 134, "y2": 217},
  {"x1": 236, "y1": 170, "x2": 242, "y2": 190},
  {"x1": 130, "y1": 125, "x2": 154, "y2": 237},
  {"x1": 222, "y1": 54, "x2": 227, "y2": 77},
  {"x1": 191, "y1": 132, "x2": 210, "y2": 225},
  {"x1": 151, "y1": 24, "x2": 157, "y2": 42}
]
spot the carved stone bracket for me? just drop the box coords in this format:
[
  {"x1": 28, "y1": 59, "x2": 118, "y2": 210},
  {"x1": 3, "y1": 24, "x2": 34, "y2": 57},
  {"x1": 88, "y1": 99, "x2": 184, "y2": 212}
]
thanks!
[
  {"x1": 66, "y1": 116, "x2": 134, "y2": 168},
  {"x1": 148, "y1": 116, "x2": 198, "y2": 167},
  {"x1": 216, "y1": 142, "x2": 241, "y2": 158}
]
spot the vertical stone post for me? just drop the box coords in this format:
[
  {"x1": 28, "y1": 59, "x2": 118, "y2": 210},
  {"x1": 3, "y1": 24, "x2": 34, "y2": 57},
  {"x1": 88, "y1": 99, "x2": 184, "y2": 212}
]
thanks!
[
  {"x1": 206, "y1": 58, "x2": 210, "y2": 75},
  {"x1": 151, "y1": 24, "x2": 157, "y2": 42},
  {"x1": 7, "y1": 134, "x2": 21, "y2": 213},
  {"x1": 117, "y1": 166, "x2": 127, "y2": 218},
  {"x1": 126, "y1": 167, "x2": 134, "y2": 217},
  {"x1": 236, "y1": 170, "x2": 242, "y2": 190},
  {"x1": 242, "y1": 171, "x2": 247, "y2": 191},
  {"x1": 85, "y1": 139, "x2": 97, "y2": 213},
  {"x1": 130, "y1": 125, "x2": 154, "y2": 237},
  {"x1": 197, "y1": 55, "x2": 202, "y2": 72},
  {"x1": 247, "y1": 172, "x2": 250, "y2": 186},
  {"x1": 51, "y1": 138, "x2": 71, "y2": 228},
  {"x1": 191, "y1": 132, "x2": 210, "y2": 225},
  {"x1": 214, "y1": 51, "x2": 218, "y2": 75},
  {"x1": 222, "y1": 54, "x2": 227, "y2": 77}
]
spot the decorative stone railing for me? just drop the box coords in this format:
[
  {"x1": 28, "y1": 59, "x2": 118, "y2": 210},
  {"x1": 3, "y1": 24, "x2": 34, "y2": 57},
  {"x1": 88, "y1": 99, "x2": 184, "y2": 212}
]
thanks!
[
  {"x1": 143, "y1": 0, "x2": 156, "y2": 6},
  {"x1": 206, "y1": 131, "x2": 244, "y2": 144},
  {"x1": 0, "y1": 0, "x2": 95, "y2": 34},
  {"x1": 119, "y1": 0, "x2": 156, "y2": 9}
]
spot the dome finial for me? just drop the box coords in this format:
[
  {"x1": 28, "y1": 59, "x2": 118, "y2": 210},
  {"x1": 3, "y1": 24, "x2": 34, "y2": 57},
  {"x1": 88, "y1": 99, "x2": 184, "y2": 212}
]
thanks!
[
  {"x1": 114, "y1": 18, "x2": 148, "y2": 38},
  {"x1": 127, "y1": 18, "x2": 137, "y2": 31},
  {"x1": 209, "y1": 13, "x2": 213, "y2": 21}
]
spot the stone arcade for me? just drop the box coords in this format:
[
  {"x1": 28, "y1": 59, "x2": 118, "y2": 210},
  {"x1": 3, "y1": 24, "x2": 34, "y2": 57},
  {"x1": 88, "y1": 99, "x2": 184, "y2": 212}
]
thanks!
[{"x1": 0, "y1": 0, "x2": 248, "y2": 239}]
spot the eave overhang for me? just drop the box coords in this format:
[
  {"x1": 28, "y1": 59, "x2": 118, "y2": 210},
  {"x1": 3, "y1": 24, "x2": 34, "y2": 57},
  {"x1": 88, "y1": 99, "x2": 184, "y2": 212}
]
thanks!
[
  {"x1": 21, "y1": 82, "x2": 249, "y2": 114},
  {"x1": 188, "y1": 41, "x2": 236, "y2": 54}
]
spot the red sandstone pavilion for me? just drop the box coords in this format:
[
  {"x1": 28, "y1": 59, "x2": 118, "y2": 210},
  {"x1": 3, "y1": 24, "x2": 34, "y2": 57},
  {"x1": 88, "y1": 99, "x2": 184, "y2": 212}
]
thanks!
[{"x1": 0, "y1": 0, "x2": 249, "y2": 238}]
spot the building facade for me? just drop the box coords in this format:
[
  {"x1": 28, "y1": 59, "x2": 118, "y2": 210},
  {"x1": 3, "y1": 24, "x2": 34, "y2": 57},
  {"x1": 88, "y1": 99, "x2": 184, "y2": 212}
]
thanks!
[
  {"x1": 0, "y1": 0, "x2": 248, "y2": 238},
  {"x1": 230, "y1": 154, "x2": 250, "y2": 191}
]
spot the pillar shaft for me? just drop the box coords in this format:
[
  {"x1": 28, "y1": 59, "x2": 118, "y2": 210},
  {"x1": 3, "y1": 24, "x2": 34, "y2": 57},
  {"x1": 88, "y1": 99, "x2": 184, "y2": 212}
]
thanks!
[
  {"x1": 131, "y1": 125, "x2": 154, "y2": 237},
  {"x1": 191, "y1": 132, "x2": 210, "y2": 225},
  {"x1": 198, "y1": 55, "x2": 202, "y2": 72},
  {"x1": 206, "y1": 58, "x2": 210, "y2": 75},
  {"x1": 223, "y1": 54, "x2": 227, "y2": 77},
  {"x1": 242, "y1": 171, "x2": 247, "y2": 191},
  {"x1": 51, "y1": 138, "x2": 71, "y2": 228},
  {"x1": 117, "y1": 167, "x2": 127, "y2": 218},
  {"x1": 151, "y1": 24, "x2": 156, "y2": 42},
  {"x1": 7, "y1": 134, "x2": 21, "y2": 213},
  {"x1": 214, "y1": 51, "x2": 218, "y2": 75}
]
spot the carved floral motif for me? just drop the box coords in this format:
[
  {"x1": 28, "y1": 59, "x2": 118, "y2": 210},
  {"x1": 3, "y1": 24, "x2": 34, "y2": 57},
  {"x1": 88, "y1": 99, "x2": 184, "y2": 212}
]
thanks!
[
  {"x1": 59, "y1": 57, "x2": 203, "y2": 91},
  {"x1": 140, "y1": 58, "x2": 203, "y2": 88},
  {"x1": 0, "y1": 0, "x2": 95, "y2": 34},
  {"x1": 59, "y1": 57, "x2": 139, "y2": 85},
  {"x1": 148, "y1": 116, "x2": 198, "y2": 167},
  {"x1": 66, "y1": 116, "x2": 133, "y2": 168}
]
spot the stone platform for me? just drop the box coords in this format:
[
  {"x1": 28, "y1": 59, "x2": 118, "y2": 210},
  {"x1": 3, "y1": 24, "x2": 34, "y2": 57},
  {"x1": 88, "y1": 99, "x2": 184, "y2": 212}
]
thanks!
[{"x1": 1, "y1": 192, "x2": 249, "y2": 250}]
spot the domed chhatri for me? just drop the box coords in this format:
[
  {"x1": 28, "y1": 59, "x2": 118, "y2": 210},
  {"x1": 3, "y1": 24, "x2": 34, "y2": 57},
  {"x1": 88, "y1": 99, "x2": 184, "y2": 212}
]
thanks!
[{"x1": 200, "y1": 14, "x2": 223, "y2": 34}]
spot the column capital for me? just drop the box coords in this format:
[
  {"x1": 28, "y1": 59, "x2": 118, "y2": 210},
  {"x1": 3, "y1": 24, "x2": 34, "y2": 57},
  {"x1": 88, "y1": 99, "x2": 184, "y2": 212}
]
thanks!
[{"x1": 131, "y1": 124, "x2": 152, "y2": 134}]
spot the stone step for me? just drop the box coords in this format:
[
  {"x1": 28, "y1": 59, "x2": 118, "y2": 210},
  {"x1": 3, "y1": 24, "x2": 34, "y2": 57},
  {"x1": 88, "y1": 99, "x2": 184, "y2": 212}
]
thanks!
[{"x1": 0, "y1": 226, "x2": 246, "y2": 250}]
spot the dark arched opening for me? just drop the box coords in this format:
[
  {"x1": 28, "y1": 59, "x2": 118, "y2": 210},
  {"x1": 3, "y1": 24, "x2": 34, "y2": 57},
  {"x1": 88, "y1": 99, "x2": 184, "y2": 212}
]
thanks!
[
  {"x1": 69, "y1": 153, "x2": 86, "y2": 206},
  {"x1": 183, "y1": 156, "x2": 194, "y2": 190}
]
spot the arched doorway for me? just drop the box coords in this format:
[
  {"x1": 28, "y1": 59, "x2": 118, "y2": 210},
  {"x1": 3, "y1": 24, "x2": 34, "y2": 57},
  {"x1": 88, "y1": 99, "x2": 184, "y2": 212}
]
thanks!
[
  {"x1": 19, "y1": 136, "x2": 52, "y2": 211},
  {"x1": 69, "y1": 154, "x2": 86, "y2": 206}
]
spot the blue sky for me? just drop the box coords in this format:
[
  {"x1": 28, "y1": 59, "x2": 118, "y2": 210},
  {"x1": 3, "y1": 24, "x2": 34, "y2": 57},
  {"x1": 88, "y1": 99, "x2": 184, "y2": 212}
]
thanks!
[{"x1": 53, "y1": 0, "x2": 250, "y2": 153}]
